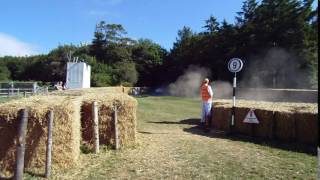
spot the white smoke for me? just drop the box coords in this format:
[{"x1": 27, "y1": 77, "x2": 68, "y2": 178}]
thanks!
[
  {"x1": 211, "y1": 80, "x2": 233, "y2": 99},
  {"x1": 168, "y1": 65, "x2": 211, "y2": 97}
]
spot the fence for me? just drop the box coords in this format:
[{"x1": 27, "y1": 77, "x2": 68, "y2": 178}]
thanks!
[{"x1": 0, "y1": 83, "x2": 53, "y2": 97}]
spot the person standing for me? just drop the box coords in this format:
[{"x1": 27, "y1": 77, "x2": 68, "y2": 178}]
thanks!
[{"x1": 200, "y1": 78, "x2": 213, "y2": 130}]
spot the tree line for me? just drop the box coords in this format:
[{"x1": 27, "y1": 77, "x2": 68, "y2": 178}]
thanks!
[{"x1": 0, "y1": 0, "x2": 318, "y2": 89}]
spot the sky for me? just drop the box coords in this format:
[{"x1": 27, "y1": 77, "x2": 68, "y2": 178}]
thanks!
[{"x1": 0, "y1": 0, "x2": 317, "y2": 56}]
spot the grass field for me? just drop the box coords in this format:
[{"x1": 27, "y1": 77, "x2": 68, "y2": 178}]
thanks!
[{"x1": 22, "y1": 96, "x2": 317, "y2": 179}]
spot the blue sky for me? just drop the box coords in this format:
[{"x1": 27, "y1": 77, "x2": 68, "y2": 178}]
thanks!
[{"x1": 0, "y1": 0, "x2": 317, "y2": 56}]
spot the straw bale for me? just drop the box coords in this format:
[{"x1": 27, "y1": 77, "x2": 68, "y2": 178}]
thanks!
[
  {"x1": 213, "y1": 99, "x2": 317, "y2": 113},
  {"x1": 49, "y1": 86, "x2": 128, "y2": 97},
  {"x1": 211, "y1": 106, "x2": 230, "y2": 131},
  {"x1": 234, "y1": 107, "x2": 252, "y2": 136},
  {"x1": 0, "y1": 95, "x2": 81, "y2": 177},
  {"x1": 253, "y1": 109, "x2": 274, "y2": 139},
  {"x1": 274, "y1": 111, "x2": 296, "y2": 141},
  {"x1": 81, "y1": 93, "x2": 137, "y2": 148},
  {"x1": 295, "y1": 112, "x2": 318, "y2": 145},
  {"x1": 213, "y1": 99, "x2": 317, "y2": 143}
]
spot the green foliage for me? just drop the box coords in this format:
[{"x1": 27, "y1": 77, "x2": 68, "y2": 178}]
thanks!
[
  {"x1": 0, "y1": 1, "x2": 317, "y2": 89},
  {"x1": 90, "y1": 21, "x2": 134, "y2": 64},
  {"x1": 0, "y1": 65, "x2": 10, "y2": 81},
  {"x1": 132, "y1": 39, "x2": 167, "y2": 86},
  {"x1": 166, "y1": 0, "x2": 318, "y2": 88},
  {"x1": 91, "y1": 62, "x2": 113, "y2": 87},
  {"x1": 112, "y1": 61, "x2": 138, "y2": 86}
]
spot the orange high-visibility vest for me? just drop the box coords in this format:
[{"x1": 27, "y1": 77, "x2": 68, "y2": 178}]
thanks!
[{"x1": 201, "y1": 84, "x2": 211, "y2": 101}]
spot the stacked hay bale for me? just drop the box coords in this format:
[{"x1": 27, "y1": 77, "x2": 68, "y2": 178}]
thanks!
[
  {"x1": 50, "y1": 87, "x2": 138, "y2": 148},
  {"x1": 80, "y1": 91, "x2": 137, "y2": 149},
  {"x1": 211, "y1": 99, "x2": 318, "y2": 145},
  {"x1": 50, "y1": 87, "x2": 122, "y2": 95},
  {"x1": 0, "y1": 95, "x2": 82, "y2": 177},
  {"x1": 0, "y1": 87, "x2": 138, "y2": 177}
]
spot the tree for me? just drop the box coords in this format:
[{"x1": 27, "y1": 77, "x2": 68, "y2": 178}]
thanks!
[
  {"x1": 0, "y1": 65, "x2": 10, "y2": 81},
  {"x1": 203, "y1": 15, "x2": 220, "y2": 33},
  {"x1": 90, "y1": 21, "x2": 107, "y2": 63},
  {"x1": 236, "y1": 0, "x2": 258, "y2": 26},
  {"x1": 90, "y1": 21, "x2": 134, "y2": 64},
  {"x1": 112, "y1": 61, "x2": 138, "y2": 86}
]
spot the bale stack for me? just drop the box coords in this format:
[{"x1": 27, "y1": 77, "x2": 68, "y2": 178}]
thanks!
[
  {"x1": 47, "y1": 87, "x2": 138, "y2": 148},
  {"x1": 50, "y1": 86, "x2": 130, "y2": 96},
  {"x1": 295, "y1": 110, "x2": 318, "y2": 144},
  {"x1": 81, "y1": 92, "x2": 138, "y2": 148},
  {"x1": 211, "y1": 99, "x2": 318, "y2": 145},
  {"x1": 212, "y1": 101, "x2": 231, "y2": 131},
  {"x1": 0, "y1": 95, "x2": 82, "y2": 177},
  {"x1": 274, "y1": 111, "x2": 296, "y2": 141}
]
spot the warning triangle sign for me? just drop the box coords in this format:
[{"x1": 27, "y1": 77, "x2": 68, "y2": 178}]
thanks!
[{"x1": 243, "y1": 109, "x2": 259, "y2": 124}]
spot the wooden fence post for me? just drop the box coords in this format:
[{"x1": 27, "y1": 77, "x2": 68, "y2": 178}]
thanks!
[
  {"x1": 92, "y1": 102, "x2": 99, "y2": 153},
  {"x1": 14, "y1": 108, "x2": 29, "y2": 180},
  {"x1": 45, "y1": 110, "x2": 54, "y2": 178},
  {"x1": 114, "y1": 106, "x2": 120, "y2": 150},
  {"x1": 24, "y1": 91, "x2": 27, "y2": 98}
]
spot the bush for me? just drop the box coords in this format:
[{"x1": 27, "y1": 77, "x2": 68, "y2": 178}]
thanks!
[
  {"x1": 112, "y1": 61, "x2": 138, "y2": 86},
  {"x1": 0, "y1": 66, "x2": 10, "y2": 81}
]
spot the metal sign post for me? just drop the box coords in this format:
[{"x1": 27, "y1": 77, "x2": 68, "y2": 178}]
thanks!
[{"x1": 227, "y1": 58, "x2": 243, "y2": 132}]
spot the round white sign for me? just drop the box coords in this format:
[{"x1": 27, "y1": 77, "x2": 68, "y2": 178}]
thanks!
[{"x1": 228, "y1": 58, "x2": 243, "y2": 73}]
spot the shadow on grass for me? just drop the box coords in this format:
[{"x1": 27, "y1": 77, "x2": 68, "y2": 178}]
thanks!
[
  {"x1": 148, "y1": 118, "x2": 199, "y2": 125},
  {"x1": 147, "y1": 119, "x2": 317, "y2": 155},
  {"x1": 147, "y1": 118, "x2": 316, "y2": 155},
  {"x1": 25, "y1": 171, "x2": 45, "y2": 178},
  {"x1": 183, "y1": 125, "x2": 317, "y2": 155},
  {"x1": 138, "y1": 131, "x2": 170, "y2": 134}
]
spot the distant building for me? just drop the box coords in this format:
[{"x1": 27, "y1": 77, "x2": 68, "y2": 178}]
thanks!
[{"x1": 65, "y1": 62, "x2": 91, "y2": 89}]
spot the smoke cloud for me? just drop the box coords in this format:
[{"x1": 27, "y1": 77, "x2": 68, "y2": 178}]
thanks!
[
  {"x1": 236, "y1": 47, "x2": 316, "y2": 102},
  {"x1": 239, "y1": 47, "x2": 309, "y2": 89},
  {"x1": 211, "y1": 81, "x2": 233, "y2": 99},
  {"x1": 165, "y1": 48, "x2": 316, "y2": 102},
  {"x1": 168, "y1": 65, "x2": 211, "y2": 97}
]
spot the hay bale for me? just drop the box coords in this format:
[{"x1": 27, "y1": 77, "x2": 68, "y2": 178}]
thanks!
[
  {"x1": 253, "y1": 109, "x2": 274, "y2": 139},
  {"x1": 212, "y1": 99, "x2": 317, "y2": 142},
  {"x1": 295, "y1": 112, "x2": 318, "y2": 145},
  {"x1": 234, "y1": 107, "x2": 252, "y2": 136},
  {"x1": 50, "y1": 86, "x2": 128, "y2": 97},
  {"x1": 274, "y1": 111, "x2": 296, "y2": 141},
  {"x1": 0, "y1": 95, "x2": 81, "y2": 177},
  {"x1": 211, "y1": 106, "x2": 230, "y2": 131},
  {"x1": 81, "y1": 93, "x2": 137, "y2": 148}
]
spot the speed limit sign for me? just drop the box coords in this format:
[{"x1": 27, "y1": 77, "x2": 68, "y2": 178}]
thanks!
[{"x1": 228, "y1": 58, "x2": 243, "y2": 73}]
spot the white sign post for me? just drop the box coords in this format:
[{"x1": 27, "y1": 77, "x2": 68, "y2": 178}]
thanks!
[{"x1": 228, "y1": 58, "x2": 243, "y2": 132}]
